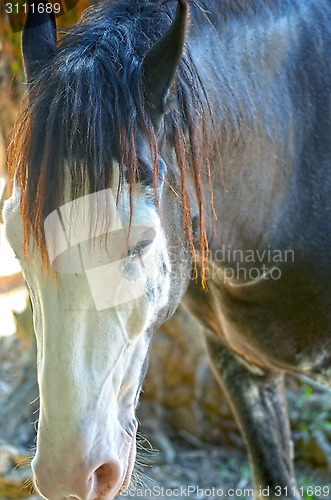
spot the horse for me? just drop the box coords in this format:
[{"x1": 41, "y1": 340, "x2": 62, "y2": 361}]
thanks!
[{"x1": 3, "y1": 0, "x2": 331, "y2": 498}]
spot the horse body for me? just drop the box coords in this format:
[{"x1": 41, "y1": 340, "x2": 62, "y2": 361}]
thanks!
[
  {"x1": 3, "y1": 0, "x2": 331, "y2": 499},
  {"x1": 185, "y1": 0, "x2": 331, "y2": 372}
]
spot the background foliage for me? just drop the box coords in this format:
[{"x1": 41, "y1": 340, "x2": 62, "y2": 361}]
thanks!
[{"x1": 0, "y1": 0, "x2": 90, "y2": 138}]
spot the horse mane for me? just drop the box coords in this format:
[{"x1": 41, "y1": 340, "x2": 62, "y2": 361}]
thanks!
[
  {"x1": 9, "y1": 0, "x2": 283, "y2": 277},
  {"x1": 9, "y1": 0, "x2": 219, "y2": 280}
]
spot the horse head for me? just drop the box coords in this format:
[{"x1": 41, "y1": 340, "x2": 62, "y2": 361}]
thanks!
[{"x1": 4, "y1": 1, "x2": 192, "y2": 499}]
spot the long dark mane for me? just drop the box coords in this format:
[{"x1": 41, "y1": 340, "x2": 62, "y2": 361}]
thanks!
[
  {"x1": 10, "y1": 0, "x2": 289, "y2": 273},
  {"x1": 10, "y1": 0, "x2": 224, "y2": 273}
]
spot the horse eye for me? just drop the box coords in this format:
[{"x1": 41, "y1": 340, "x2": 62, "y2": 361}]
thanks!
[{"x1": 127, "y1": 240, "x2": 153, "y2": 259}]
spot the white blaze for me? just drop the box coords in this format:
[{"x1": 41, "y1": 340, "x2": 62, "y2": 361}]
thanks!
[{"x1": 3, "y1": 175, "x2": 172, "y2": 499}]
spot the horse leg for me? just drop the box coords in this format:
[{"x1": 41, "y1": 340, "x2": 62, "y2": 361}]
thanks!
[{"x1": 204, "y1": 332, "x2": 300, "y2": 500}]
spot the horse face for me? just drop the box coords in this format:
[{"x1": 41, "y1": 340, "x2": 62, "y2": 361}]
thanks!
[
  {"x1": 3, "y1": 174, "x2": 174, "y2": 499},
  {"x1": 7, "y1": 1, "x2": 189, "y2": 498}
]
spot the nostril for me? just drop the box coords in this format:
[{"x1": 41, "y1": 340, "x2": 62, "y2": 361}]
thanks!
[{"x1": 93, "y1": 461, "x2": 122, "y2": 498}]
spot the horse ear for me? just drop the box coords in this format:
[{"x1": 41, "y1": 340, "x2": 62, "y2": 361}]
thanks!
[
  {"x1": 143, "y1": 0, "x2": 188, "y2": 115},
  {"x1": 22, "y1": 0, "x2": 57, "y2": 83}
]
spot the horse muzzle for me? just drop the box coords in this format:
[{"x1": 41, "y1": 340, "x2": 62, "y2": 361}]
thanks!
[{"x1": 31, "y1": 422, "x2": 137, "y2": 500}]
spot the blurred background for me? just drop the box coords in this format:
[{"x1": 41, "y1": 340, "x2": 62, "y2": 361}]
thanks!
[{"x1": 1, "y1": 2, "x2": 331, "y2": 499}]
